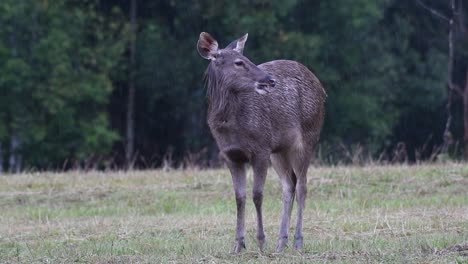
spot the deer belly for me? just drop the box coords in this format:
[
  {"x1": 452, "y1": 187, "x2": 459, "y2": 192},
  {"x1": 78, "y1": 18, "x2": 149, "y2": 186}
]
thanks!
[{"x1": 221, "y1": 147, "x2": 250, "y2": 163}]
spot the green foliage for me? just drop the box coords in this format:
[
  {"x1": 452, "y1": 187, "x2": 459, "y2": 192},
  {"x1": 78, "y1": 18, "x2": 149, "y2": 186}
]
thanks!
[
  {"x1": 0, "y1": 0, "x2": 126, "y2": 168},
  {"x1": 0, "y1": 0, "x2": 466, "y2": 169}
]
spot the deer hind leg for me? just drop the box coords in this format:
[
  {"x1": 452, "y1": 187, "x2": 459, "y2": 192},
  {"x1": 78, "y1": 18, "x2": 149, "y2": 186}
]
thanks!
[
  {"x1": 251, "y1": 155, "x2": 269, "y2": 252},
  {"x1": 291, "y1": 151, "x2": 312, "y2": 250},
  {"x1": 227, "y1": 161, "x2": 247, "y2": 253},
  {"x1": 271, "y1": 153, "x2": 296, "y2": 252}
]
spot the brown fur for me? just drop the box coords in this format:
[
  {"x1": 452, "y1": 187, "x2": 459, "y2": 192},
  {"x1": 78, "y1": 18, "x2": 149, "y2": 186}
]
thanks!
[{"x1": 197, "y1": 32, "x2": 326, "y2": 253}]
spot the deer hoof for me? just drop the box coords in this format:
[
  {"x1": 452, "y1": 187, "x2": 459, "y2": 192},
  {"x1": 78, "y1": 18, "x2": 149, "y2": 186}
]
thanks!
[
  {"x1": 275, "y1": 238, "x2": 288, "y2": 253},
  {"x1": 293, "y1": 236, "x2": 303, "y2": 250},
  {"x1": 257, "y1": 237, "x2": 267, "y2": 252},
  {"x1": 232, "y1": 240, "x2": 246, "y2": 254}
]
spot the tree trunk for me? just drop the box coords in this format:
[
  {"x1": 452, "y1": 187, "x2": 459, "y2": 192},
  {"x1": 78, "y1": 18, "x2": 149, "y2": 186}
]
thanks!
[
  {"x1": 7, "y1": 13, "x2": 21, "y2": 173},
  {"x1": 0, "y1": 142, "x2": 3, "y2": 173},
  {"x1": 442, "y1": 3, "x2": 455, "y2": 153},
  {"x1": 9, "y1": 135, "x2": 21, "y2": 173},
  {"x1": 463, "y1": 70, "x2": 468, "y2": 159},
  {"x1": 126, "y1": 0, "x2": 137, "y2": 169}
]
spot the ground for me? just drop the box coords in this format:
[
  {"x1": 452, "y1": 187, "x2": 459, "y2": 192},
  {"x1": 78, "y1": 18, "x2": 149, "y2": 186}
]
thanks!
[{"x1": 0, "y1": 163, "x2": 467, "y2": 263}]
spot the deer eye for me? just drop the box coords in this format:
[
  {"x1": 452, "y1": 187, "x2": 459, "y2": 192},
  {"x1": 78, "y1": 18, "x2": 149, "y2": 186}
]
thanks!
[{"x1": 234, "y1": 60, "x2": 244, "y2": 66}]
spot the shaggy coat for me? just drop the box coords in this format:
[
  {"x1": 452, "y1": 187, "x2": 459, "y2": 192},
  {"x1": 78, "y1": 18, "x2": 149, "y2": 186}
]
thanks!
[{"x1": 198, "y1": 32, "x2": 326, "y2": 253}]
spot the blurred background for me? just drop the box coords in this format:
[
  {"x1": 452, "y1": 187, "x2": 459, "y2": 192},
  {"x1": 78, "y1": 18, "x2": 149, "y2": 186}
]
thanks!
[{"x1": 0, "y1": 0, "x2": 467, "y2": 171}]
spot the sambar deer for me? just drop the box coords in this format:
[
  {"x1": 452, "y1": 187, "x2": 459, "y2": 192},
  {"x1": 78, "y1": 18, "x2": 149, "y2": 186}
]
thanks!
[{"x1": 197, "y1": 32, "x2": 326, "y2": 253}]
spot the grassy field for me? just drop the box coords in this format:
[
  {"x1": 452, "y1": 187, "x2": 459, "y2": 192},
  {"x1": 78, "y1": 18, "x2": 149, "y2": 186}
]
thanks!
[{"x1": 0, "y1": 164, "x2": 467, "y2": 263}]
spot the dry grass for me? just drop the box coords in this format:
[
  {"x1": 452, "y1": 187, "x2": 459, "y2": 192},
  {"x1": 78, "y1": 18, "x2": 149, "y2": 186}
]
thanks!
[{"x1": 0, "y1": 164, "x2": 467, "y2": 263}]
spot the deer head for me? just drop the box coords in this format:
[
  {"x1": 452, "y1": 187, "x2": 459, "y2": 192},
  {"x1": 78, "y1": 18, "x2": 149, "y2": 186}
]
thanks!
[{"x1": 197, "y1": 32, "x2": 275, "y2": 94}]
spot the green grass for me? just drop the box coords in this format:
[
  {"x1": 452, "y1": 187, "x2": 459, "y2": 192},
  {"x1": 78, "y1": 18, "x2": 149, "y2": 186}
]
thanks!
[{"x1": 0, "y1": 164, "x2": 467, "y2": 263}]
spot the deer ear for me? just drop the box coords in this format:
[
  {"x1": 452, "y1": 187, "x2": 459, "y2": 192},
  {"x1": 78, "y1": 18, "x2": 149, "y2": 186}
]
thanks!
[
  {"x1": 226, "y1": 33, "x2": 248, "y2": 54},
  {"x1": 197, "y1": 32, "x2": 218, "y2": 60}
]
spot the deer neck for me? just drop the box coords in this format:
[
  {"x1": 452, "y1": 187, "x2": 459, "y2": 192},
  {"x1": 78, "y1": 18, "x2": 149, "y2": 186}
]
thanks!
[{"x1": 207, "y1": 88, "x2": 242, "y2": 128}]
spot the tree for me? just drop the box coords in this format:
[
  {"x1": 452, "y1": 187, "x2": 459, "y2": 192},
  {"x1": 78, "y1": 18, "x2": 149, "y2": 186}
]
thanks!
[
  {"x1": 126, "y1": 0, "x2": 137, "y2": 168},
  {"x1": 418, "y1": 0, "x2": 468, "y2": 158},
  {"x1": 2, "y1": 0, "x2": 466, "y2": 169},
  {"x1": 0, "y1": 0, "x2": 127, "y2": 170},
  {"x1": 447, "y1": 0, "x2": 468, "y2": 158}
]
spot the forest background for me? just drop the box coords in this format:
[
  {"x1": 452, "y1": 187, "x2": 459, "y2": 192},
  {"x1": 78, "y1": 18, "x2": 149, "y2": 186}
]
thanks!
[{"x1": 1, "y1": 0, "x2": 467, "y2": 171}]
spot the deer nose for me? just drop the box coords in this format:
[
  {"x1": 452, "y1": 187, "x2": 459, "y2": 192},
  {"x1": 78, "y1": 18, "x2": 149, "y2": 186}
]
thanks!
[
  {"x1": 260, "y1": 76, "x2": 276, "y2": 87},
  {"x1": 268, "y1": 78, "x2": 276, "y2": 87}
]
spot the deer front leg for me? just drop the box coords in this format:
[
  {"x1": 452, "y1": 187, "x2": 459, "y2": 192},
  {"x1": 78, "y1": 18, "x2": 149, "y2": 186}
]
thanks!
[
  {"x1": 252, "y1": 157, "x2": 269, "y2": 251},
  {"x1": 227, "y1": 162, "x2": 247, "y2": 253}
]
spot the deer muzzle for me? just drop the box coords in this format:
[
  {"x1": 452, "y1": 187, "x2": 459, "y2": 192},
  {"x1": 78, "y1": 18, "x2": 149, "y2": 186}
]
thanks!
[{"x1": 255, "y1": 76, "x2": 276, "y2": 94}]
